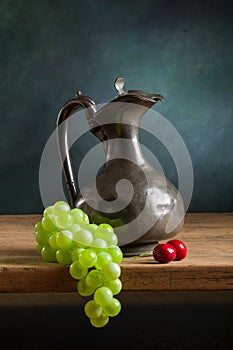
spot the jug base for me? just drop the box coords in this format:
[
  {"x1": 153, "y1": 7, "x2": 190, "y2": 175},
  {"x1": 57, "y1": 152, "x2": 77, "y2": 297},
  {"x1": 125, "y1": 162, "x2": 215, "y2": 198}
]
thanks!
[{"x1": 120, "y1": 242, "x2": 157, "y2": 257}]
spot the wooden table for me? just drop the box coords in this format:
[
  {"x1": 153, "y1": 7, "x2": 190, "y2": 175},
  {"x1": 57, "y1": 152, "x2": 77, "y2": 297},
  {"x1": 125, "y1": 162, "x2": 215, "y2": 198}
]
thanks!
[
  {"x1": 0, "y1": 213, "x2": 233, "y2": 293},
  {"x1": 1, "y1": 213, "x2": 233, "y2": 349}
]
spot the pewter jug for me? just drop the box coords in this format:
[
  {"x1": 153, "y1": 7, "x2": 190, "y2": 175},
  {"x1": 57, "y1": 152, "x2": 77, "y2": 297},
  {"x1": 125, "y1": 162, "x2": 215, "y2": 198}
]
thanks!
[{"x1": 57, "y1": 78, "x2": 185, "y2": 255}]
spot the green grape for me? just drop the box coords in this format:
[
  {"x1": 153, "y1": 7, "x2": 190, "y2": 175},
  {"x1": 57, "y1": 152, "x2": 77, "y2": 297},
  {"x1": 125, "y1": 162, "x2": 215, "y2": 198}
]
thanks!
[
  {"x1": 90, "y1": 314, "x2": 109, "y2": 328},
  {"x1": 55, "y1": 212, "x2": 73, "y2": 229},
  {"x1": 69, "y1": 260, "x2": 88, "y2": 279},
  {"x1": 69, "y1": 224, "x2": 82, "y2": 234},
  {"x1": 43, "y1": 205, "x2": 54, "y2": 217},
  {"x1": 71, "y1": 208, "x2": 84, "y2": 223},
  {"x1": 82, "y1": 212, "x2": 89, "y2": 224},
  {"x1": 71, "y1": 247, "x2": 85, "y2": 262},
  {"x1": 104, "y1": 279, "x2": 122, "y2": 295},
  {"x1": 34, "y1": 221, "x2": 43, "y2": 232},
  {"x1": 35, "y1": 229, "x2": 50, "y2": 246},
  {"x1": 108, "y1": 233, "x2": 118, "y2": 246},
  {"x1": 42, "y1": 214, "x2": 57, "y2": 232},
  {"x1": 94, "y1": 287, "x2": 113, "y2": 306},
  {"x1": 48, "y1": 232, "x2": 59, "y2": 249},
  {"x1": 86, "y1": 270, "x2": 104, "y2": 289},
  {"x1": 79, "y1": 249, "x2": 97, "y2": 268},
  {"x1": 88, "y1": 224, "x2": 98, "y2": 232},
  {"x1": 102, "y1": 262, "x2": 121, "y2": 281},
  {"x1": 108, "y1": 246, "x2": 123, "y2": 264},
  {"x1": 56, "y1": 249, "x2": 72, "y2": 265},
  {"x1": 94, "y1": 224, "x2": 114, "y2": 243},
  {"x1": 103, "y1": 298, "x2": 121, "y2": 317},
  {"x1": 72, "y1": 229, "x2": 93, "y2": 246},
  {"x1": 84, "y1": 300, "x2": 102, "y2": 318},
  {"x1": 56, "y1": 230, "x2": 73, "y2": 249},
  {"x1": 95, "y1": 252, "x2": 112, "y2": 270},
  {"x1": 36, "y1": 242, "x2": 42, "y2": 254},
  {"x1": 99, "y1": 223, "x2": 114, "y2": 230},
  {"x1": 91, "y1": 238, "x2": 108, "y2": 249},
  {"x1": 41, "y1": 245, "x2": 57, "y2": 262},
  {"x1": 77, "y1": 278, "x2": 95, "y2": 296},
  {"x1": 71, "y1": 208, "x2": 89, "y2": 224},
  {"x1": 53, "y1": 201, "x2": 70, "y2": 214}
]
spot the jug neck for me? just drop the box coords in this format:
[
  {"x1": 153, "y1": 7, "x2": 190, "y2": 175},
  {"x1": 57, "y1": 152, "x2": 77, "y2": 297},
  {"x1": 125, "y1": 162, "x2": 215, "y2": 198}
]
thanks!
[
  {"x1": 91, "y1": 102, "x2": 156, "y2": 165},
  {"x1": 103, "y1": 123, "x2": 146, "y2": 165}
]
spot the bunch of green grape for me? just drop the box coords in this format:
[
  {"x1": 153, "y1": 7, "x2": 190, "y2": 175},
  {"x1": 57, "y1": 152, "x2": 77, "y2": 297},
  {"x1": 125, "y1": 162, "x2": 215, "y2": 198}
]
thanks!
[{"x1": 34, "y1": 201, "x2": 123, "y2": 328}]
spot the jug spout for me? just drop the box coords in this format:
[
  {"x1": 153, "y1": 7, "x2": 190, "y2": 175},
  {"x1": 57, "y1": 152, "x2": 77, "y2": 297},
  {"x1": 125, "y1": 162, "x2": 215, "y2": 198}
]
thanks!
[
  {"x1": 114, "y1": 77, "x2": 164, "y2": 106},
  {"x1": 89, "y1": 77, "x2": 164, "y2": 141}
]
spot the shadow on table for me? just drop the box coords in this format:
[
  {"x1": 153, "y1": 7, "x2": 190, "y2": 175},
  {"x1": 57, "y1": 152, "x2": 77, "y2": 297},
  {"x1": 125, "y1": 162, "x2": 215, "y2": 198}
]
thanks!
[{"x1": 0, "y1": 292, "x2": 232, "y2": 350}]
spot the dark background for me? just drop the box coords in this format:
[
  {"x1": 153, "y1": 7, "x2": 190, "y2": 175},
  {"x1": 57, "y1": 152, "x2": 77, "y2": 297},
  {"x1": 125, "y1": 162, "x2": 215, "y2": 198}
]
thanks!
[{"x1": 0, "y1": 0, "x2": 232, "y2": 214}]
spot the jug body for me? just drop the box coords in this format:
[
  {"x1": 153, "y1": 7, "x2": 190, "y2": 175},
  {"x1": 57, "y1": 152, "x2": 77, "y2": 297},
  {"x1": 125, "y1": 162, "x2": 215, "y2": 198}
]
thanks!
[{"x1": 75, "y1": 120, "x2": 184, "y2": 255}]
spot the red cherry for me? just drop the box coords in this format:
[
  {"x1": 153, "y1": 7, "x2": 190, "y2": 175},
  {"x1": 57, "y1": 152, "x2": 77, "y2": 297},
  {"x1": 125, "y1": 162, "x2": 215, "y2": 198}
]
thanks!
[
  {"x1": 153, "y1": 243, "x2": 176, "y2": 263},
  {"x1": 167, "y1": 239, "x2": 187, "y2": 261}
]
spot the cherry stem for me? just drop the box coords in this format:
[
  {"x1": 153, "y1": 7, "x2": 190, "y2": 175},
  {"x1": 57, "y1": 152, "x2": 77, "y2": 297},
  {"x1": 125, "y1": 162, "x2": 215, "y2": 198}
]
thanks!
[{"x1": 124, "y1": 250, "x2": 153, "y2": 260}]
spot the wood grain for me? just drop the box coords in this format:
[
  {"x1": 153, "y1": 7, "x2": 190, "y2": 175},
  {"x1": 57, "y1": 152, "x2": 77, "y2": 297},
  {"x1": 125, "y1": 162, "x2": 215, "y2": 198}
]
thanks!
[{"x1": 0, "y1": 213, "x2": 233, "y2": 292}]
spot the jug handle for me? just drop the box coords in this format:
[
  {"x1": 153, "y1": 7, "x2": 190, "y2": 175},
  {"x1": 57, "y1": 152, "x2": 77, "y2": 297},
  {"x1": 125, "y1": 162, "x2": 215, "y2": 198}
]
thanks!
[{"x1": 56, "y1": 91, "x2": 97, "y2": 207}]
